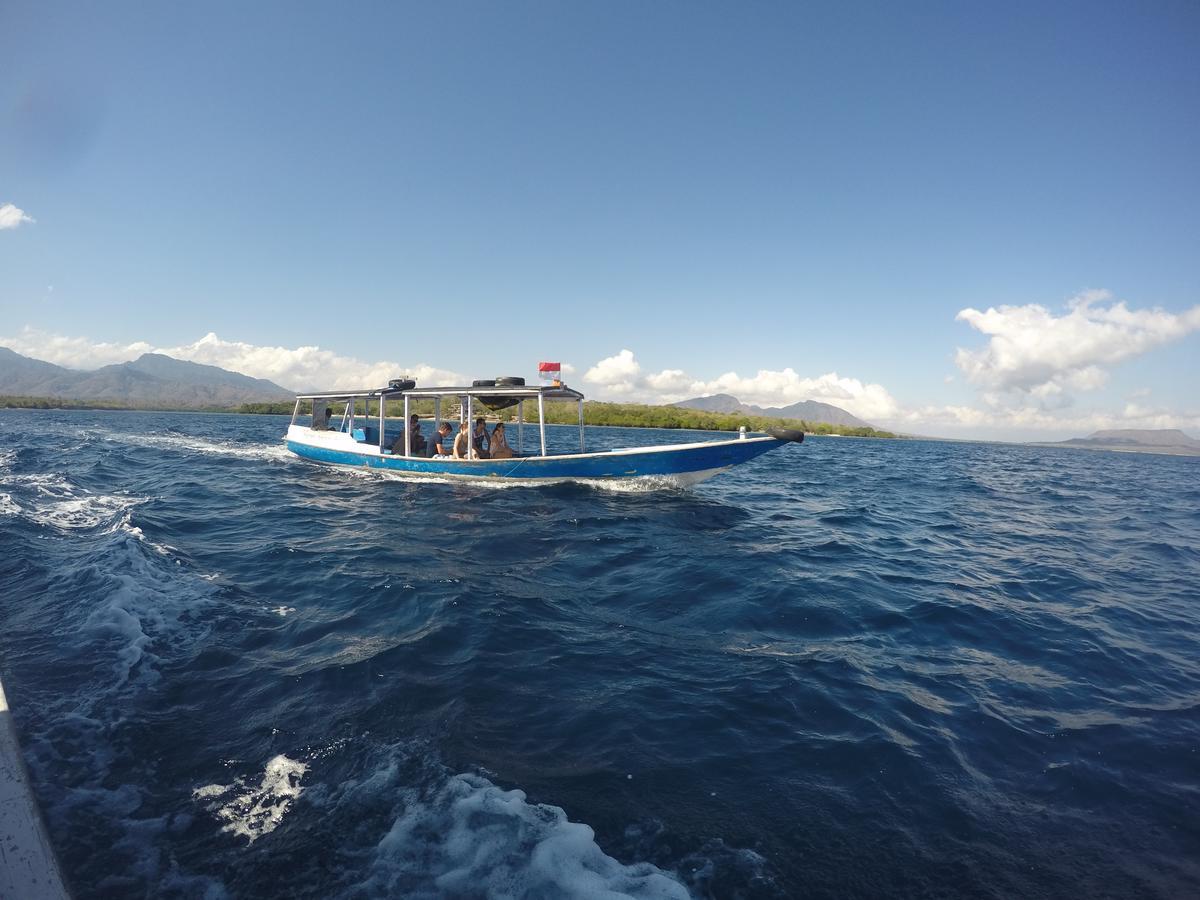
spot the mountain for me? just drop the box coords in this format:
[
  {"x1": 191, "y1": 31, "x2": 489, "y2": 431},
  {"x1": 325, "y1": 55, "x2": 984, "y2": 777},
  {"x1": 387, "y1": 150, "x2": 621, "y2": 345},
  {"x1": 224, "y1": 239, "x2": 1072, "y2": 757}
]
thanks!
[
  {"x1": 673, "y1": 393, "x2": 748, "y2": 414},
  {"x1": 761, "y1": 400, "x2": 872, "y2": 428},
  {"x1": 0, "y1": 348, "x2": 294, "y2": 408},
  {"x1": 672, "y1": 393, "x2": 873, "y2": 428},
  {"x1": 1047, "y1": 429, "x2": 1200, "y2": 457},
  {"x1": 0, "y1": 346, "x2": 78, "y2": 395}
]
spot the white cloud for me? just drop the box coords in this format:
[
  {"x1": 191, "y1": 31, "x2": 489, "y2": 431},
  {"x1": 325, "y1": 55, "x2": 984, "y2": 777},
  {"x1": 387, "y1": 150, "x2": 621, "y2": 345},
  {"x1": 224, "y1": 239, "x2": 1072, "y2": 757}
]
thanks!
[
  {"x1": 955, "y1": 290, "x2": 1200, "y2": 398},
  {"x1": 893, "y1": 400, "x2": 1200, "y2": 441},
  {"x1": 0, "y1": 203, "x2": 36, "y2": 230},
  {"x1": 156, "y1": 333, "x2": 462, "y2": 391},
  {"x1": 577, "y1": 346, "x2": 1199, "y2": 439},
  {"x1": 0, "y1": 328, "x2": 154, "y2": 369},
  {"x1": 0, "y1": 327, "x2": 462, "y2": 391},
  {"x1": 584, "y1": 349, "x2": 642, "y2": 393},
  {"x1": 582, "y1": 349, "x2": 900, "y2": 421}
]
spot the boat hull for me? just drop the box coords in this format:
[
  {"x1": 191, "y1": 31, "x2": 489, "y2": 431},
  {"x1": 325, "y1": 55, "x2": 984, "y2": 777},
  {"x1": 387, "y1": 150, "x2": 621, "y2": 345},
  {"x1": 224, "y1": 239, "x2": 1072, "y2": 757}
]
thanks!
[{"x1": 285, "y1": 427, "x2": 785, "y2": 485}]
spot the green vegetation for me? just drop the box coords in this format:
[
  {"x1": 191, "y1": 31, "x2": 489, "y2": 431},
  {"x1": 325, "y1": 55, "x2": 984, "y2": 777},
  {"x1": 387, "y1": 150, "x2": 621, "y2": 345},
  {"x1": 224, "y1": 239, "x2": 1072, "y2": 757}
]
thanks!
[
  {"x1": 491, "y1": 401, "x2": 897, "y2": 438},
  {"x1": 232, "y1": 401, "x2": 296, "y2": 414},
  {"x1": 4, "y1": 394, "x2": 897, "y2": 438},
  {"x1": 1, "y1": 394, "x2": 133, "y2": 410}
]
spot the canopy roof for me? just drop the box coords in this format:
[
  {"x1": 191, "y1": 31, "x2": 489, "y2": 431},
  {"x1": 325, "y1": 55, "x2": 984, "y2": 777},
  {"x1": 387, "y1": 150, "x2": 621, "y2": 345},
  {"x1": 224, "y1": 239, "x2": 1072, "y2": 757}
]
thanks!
[{"x1": 295, "y1": 384, "x2": 585, "y2": 402}]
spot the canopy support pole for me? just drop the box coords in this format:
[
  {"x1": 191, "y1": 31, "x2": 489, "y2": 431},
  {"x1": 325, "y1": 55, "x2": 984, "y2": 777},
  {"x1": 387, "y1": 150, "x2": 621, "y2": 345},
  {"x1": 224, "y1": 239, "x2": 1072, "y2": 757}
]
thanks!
[
  {"x1": 578, "y1": 400, "x2": 584, "y2": 452},
  {"x1": 518, "y1": 400, "x2": 524, "y2": 454},
  {"x1": 403, "y1": 395, "x2": 410, "y2": 456},
  {"x1": 538, "y1": 393, "x2": 547, "y2": 457},
  {"x1": 466, "y1": 394, "x2": 473, "y2": 458}
]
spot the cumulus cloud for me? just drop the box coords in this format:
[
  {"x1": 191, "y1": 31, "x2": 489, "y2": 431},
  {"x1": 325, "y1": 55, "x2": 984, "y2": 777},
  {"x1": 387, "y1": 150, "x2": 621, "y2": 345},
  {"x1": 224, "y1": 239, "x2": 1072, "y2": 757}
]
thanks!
[
  {"x1": 584, "y1": 350, "x2": 642, "y2": 393},
  {"x1": 0, "y1": 203, "x2": 36, "y2": 230},
  {"x1": 0, "y1": 328, "x2": 153, "y2": 369},
  {"x1": 582, "y1": 349, "x2": 900, "y2": 421},
  {"x1": 0, "y1": 327, "x2": 462, "y2": 390},
  {"x1": 155, "y1": 333, "x2": 463, "y2": 391},
  {"x1": 955, "y1": 290, "x2": 1200, "y2": 398}
]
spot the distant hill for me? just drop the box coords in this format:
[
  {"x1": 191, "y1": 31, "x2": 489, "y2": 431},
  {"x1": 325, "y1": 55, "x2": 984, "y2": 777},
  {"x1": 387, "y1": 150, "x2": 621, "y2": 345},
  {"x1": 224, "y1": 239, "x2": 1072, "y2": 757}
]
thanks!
[
  {"x1": 0, "y1": 347, "x2": 294, "y2": 408},
  {"x1": 673, "y1": 393, "x2": 873, "y2": 429},
  {"x1": 1045, "y1": 429, "x2": 1200, "y2": 457}
]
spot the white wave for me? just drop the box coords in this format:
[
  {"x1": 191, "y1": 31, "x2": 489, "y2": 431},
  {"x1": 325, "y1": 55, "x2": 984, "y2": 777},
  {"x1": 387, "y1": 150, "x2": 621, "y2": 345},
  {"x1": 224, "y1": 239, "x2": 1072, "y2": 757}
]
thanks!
[
  {"x1": 80, "y1": 529, "x2": 218, "y2": 688},
  {"x1": 193, "y1": 755, "x2": 308, "y2": 843},
  {"x1": 96, "y1": 428, "x2": 293, "y2": 462},
  {"x1": 0, "y1": 470, "x2": 146, "y2": 530},
  {"x1": 357, "y1": 772, "x2": 690, "y2": 899},
  {"x1": 117, "y1": 511, "x2": 178, "y2": 555},
  {"x1": 0, "y1": 447, "x2": 16, "y2": 469},
  {"x1": 573, "y1": 475, "x2": 691, "y2": 494},
  {"x1": 326, "y1": 465, "x2": 691, "y2": 493},
  {"x1": 0, "y1": 491, "x2": 18, "y2": 516}
]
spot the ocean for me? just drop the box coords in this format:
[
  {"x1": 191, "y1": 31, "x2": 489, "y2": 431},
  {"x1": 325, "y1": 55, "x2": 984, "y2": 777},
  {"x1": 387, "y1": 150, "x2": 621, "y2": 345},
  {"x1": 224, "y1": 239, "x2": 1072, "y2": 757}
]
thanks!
[{"x1": 1, "y1": 409, "x2": 1197, "y2": 899}]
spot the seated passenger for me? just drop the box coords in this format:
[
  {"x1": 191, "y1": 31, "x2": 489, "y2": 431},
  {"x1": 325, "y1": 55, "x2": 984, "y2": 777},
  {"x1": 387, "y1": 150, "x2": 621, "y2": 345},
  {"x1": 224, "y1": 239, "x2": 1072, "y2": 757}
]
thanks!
[
  {"x1": 453, "y1": 420, "x2": 476, "y2": 459},
  {"x1": 426, "y1": 421, "x2": 454, "y2": 458},
  {"x1": 393, "y1": 413, "x2": 426, "y2": 455},
  {"x1": 489, "y1": 421, "x2": 514, "y2": 459},
  {"x1": 313, "y1": 406, "x2": 335, "y2": 431},
  {"x1": 473, "y1": 417, "x2": 490, "y2": 459}
]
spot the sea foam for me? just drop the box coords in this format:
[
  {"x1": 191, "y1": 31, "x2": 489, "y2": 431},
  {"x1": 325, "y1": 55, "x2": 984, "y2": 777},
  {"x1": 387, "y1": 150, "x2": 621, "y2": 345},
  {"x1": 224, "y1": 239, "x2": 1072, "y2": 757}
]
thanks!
[
  {"x1": 97, "y1": 429, "x2": 294, "y2": 462},
  {"x1": 357, "y1": 771, "x2": 690, "y2": 899},
  {"x1": 0, "y1": 469, "x2": 146, "y2": 531},
  {"x1": 193, "y1": 755, "x2": 309, "y2": 843}
]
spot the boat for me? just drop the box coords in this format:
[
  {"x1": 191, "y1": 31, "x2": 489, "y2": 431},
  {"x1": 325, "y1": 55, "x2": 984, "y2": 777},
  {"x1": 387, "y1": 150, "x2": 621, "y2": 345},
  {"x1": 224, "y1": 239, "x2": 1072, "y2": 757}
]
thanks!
[{"x1": 284, "y1": 378, "x2": 804, "y2": 485}]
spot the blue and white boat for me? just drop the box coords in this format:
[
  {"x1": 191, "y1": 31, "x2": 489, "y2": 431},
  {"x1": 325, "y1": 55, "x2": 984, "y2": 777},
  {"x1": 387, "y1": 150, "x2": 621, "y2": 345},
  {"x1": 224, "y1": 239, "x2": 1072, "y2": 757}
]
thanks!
[{"x1": 285, "y1": 378, "x2": 803, "y2": 486}]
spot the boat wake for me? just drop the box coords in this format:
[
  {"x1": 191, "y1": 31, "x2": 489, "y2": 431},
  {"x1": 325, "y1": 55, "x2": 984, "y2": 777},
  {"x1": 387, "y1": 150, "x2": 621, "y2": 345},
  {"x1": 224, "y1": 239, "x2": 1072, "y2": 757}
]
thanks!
[
  {"x1": 318, "y1": 465, "x2": 696, "y2": 494},
  {"x1": 0, "y1": 467, "x2": 147, "y2": 532},
  {"x1": 355, "y1": 770, "x2": 690, "y2": 899},
  {"x1": 96, "y1": 427, "x2": 294, "y2": 462}
]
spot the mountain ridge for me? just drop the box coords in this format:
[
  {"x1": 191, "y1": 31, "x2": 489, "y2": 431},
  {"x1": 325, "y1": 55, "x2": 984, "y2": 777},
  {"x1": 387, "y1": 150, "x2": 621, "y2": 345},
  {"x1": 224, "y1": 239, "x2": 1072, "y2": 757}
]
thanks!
[
  {"x1": 0, "y1": 347, "x2": 294, "y2": 408},
  {"x1": 1042, "y1": 428, "x2": 1200, "y2": 457},
  {"x1": 672, "y1": 393, "x2": 873, "y2": 428}
]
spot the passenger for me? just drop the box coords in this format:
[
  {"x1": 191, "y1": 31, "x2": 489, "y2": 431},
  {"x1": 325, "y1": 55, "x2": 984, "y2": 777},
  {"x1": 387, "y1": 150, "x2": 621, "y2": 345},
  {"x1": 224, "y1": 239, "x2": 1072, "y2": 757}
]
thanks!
[
  {"x1": 392, "y1": 413, "x2": 426, "y2": 455},
  {"x1": 489, "y1": 421, "x2": 514, "y2": 459},
  {"x1": 453, "y1": 421, "x2": 475, "y2": 459},
  {"x1": 426, "y1": 421, "x2": 454, "y2": 458},
  {"x1": 473, "y1": 417, "x2": 490, "y2": 459}
]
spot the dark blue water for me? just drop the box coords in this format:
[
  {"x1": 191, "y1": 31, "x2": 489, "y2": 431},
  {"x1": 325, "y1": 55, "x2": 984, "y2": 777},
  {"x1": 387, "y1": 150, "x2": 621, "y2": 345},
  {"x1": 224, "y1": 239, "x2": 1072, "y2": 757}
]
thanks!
[{"x1": 1, "y1": 410, "x2": 1198, "y2": 899}]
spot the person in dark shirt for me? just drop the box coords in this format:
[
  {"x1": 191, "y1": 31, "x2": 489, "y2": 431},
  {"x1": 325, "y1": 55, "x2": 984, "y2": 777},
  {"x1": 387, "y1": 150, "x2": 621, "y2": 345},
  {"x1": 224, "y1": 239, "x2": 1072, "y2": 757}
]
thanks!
[
  {"x1": 472, "y1": 417, "x2": 490, "y2": 459},
  {"x1": 409, "y1": 414, "x2": 427, "y2": 453},
  {"x1": 426, "y1": 421, "x2": 454, "y2": 458},
  {"x1": 313, "y1": 407, "x2": 335, "y2": 430}
]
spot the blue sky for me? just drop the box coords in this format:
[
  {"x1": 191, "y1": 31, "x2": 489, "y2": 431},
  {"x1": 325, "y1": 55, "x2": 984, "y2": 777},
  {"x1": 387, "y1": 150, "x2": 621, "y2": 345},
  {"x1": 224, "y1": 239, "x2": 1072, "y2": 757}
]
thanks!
[{"x1": 2, "y1": 1, "x2": 1198, "y2": 438}]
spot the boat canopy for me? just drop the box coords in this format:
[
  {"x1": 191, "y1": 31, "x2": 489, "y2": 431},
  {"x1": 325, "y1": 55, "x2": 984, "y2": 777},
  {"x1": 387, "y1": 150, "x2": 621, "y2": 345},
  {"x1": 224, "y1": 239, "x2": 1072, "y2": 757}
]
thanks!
[
  {"x1": 293, "y1": 384, "x2": 585, "y2": 402},
  {"x1": 290, "y1": 382, "x2": 587, "y2": 457}
]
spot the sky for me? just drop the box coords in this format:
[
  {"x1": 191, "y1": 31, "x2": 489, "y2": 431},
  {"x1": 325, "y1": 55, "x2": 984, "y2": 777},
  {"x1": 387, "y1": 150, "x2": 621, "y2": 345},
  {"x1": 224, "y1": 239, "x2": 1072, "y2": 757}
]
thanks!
[{"x1": 1, "y1": 0, "x2": 1198, "y2": 440}]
